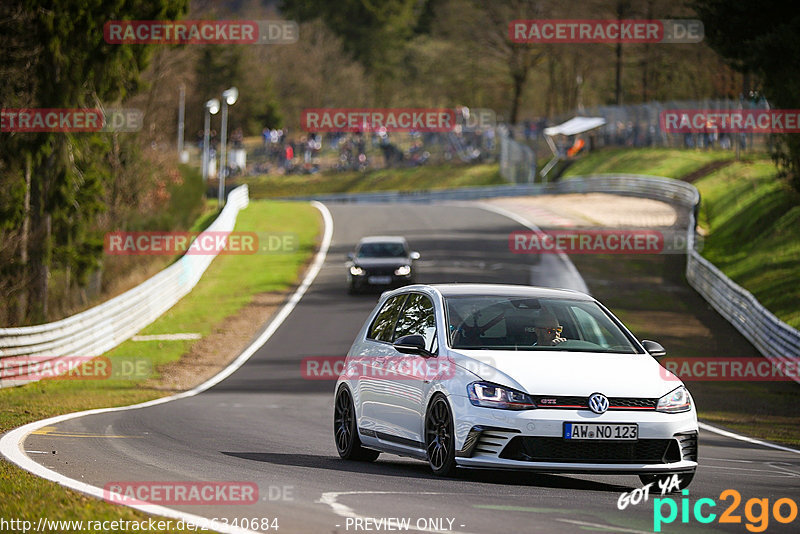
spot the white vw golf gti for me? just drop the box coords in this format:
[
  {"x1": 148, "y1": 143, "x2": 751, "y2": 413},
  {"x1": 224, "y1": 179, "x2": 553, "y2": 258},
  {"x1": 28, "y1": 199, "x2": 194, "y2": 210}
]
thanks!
[{"x1": 334, "y1": 284, "x2": 698, "y2": 487}]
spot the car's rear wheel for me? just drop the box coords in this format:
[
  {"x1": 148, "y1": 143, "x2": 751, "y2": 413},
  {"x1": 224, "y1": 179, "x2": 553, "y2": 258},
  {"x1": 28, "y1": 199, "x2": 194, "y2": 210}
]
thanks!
[
  {"x1": 334, "y1": 387, "x2": 380, "y2": 461},
  {"x1": 425, "y1": 395, "x2": 457, "y2": 476},
  {"x1": 638, "y1": 471, "x2": 695, "y2": 491}
]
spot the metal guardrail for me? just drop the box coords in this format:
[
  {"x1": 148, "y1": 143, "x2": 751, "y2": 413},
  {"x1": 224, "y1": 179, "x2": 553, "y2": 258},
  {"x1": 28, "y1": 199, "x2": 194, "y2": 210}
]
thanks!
[
  {"x1": 289, "y1": 174, "x2": 800, "y2": 382},
  {"x1": 285, "y1": 173, "x2": 699, "y2": 205},
  {"x1": 0, "y1": 185, "x2": 249, "y2": 387}
]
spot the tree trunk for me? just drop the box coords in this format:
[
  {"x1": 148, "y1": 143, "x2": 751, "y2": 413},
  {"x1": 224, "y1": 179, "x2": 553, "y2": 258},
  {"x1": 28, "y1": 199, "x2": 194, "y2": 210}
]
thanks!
[
  {"x1": 510, "y1": 71, "x2": 525, "y2": 125},
  {"x1": 17, "y1": 155, "x2": 32, "y2": 324}
]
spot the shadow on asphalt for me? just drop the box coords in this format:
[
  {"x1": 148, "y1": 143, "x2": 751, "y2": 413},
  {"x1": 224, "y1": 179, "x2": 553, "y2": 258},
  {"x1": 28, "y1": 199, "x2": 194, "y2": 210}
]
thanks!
[{"x1": 220, "y1": 451, "x2": 633, "y2": 492}]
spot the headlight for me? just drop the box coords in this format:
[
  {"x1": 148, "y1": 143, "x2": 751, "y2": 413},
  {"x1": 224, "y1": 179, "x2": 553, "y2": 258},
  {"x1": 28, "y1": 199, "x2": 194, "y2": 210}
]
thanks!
[
  {"x1": 467, "y1": 381, "x2": 536, "y2": 410},
  {"x1": 394, "y1": 265, "x2": 411, "y2": 276},
  {"x1": 656, "y1": 386, "x2": 692, "y2": 413},
  {"x1": 349, "y1": 266, "x2": 364, "y2": 276}
]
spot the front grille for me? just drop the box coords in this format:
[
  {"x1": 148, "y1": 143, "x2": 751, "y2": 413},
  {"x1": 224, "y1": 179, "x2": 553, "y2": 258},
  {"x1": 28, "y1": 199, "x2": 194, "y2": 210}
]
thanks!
[
  {"x1": 363, "y1": 267, "x2": 396, "y2": 276},
  {"x1": 500, "y1": 437, "x2": 674, "y2": 463},
  {"x1": 532, "y1": 396, "x2": 658, "y2": 410}
]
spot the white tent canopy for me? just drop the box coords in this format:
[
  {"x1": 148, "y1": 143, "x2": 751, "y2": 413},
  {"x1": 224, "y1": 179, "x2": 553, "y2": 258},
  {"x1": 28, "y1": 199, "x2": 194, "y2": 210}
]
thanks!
[
  {"x1": 539, "y1": 116, "x2": 606, "y2": 180},
  {"x1": 543, "y1": 116, "x2": 606, "y2": 137}
]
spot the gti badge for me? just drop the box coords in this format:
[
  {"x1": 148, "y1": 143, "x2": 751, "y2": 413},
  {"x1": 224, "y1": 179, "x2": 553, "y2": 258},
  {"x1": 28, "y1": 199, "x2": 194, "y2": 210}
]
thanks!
[{"x1": 588, "y1": 393, "x2": 609, "y2": 414}]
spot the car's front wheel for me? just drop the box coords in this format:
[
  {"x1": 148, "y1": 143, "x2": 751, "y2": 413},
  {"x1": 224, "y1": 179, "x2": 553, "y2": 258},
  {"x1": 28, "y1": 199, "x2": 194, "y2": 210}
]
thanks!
[
  {"x1": 334, "y1": 387, "x2": 380, "y2": 461},
  {"x1": 425, "y1": 395, "x2": 457, "y2": 476},
  {"x1": 638, "y1": 471, "x2": 695, "y2": 491}
]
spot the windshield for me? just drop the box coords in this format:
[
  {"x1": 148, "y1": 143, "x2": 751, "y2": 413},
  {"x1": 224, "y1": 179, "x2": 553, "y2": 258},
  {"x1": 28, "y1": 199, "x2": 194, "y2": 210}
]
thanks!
[
  {"x1": 445, "y1": 296, "x2": 640, "y2": 353},
  {"x1": 357, "y1": 242, "x2": 407, "y2": 258}
]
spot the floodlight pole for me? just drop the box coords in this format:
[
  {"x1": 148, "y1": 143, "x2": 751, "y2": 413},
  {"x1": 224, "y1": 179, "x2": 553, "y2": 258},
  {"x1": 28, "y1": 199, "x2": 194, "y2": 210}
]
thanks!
[{"x1": 218, "y1": 87, "x2": 238, "y2": 208}]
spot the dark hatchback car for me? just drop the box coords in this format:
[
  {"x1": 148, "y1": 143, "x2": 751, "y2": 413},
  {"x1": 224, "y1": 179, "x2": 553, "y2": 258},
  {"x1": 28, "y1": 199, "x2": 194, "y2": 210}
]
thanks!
[{"x1": 346, "y1": 236, "x2": 420, "y2": 294}]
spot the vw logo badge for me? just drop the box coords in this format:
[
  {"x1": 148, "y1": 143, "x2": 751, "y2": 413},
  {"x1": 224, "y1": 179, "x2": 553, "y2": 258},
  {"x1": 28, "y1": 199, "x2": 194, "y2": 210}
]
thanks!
[{"x1": 588, "y1": 393, "x2": 609, "y2": 414}]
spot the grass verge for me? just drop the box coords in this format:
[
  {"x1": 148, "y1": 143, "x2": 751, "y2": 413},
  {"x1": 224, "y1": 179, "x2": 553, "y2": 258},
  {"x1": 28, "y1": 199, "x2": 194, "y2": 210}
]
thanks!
[
  {"x1": 244, "y1": 163, "x2": 504, "y2": 198},
  {"x1": 562, "y1": 147, "x2": 740, "y2": 179},
  {"x1": 0, "y1": 200, "x2": 320, "y2": 531},
  {"x1": 694, "y1": 159, "x2": 800, "y2": 329},
  {"x1": 562, "y1": 146, "x2": 800, "y2": 328}
]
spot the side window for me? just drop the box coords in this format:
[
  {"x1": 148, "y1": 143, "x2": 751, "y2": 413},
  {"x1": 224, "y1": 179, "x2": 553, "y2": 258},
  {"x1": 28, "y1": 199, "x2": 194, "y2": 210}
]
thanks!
[
  {"x1": 393, "y1": 294, "x2": 437, "y2": 352},
  {"x1": 368, "y1": 295, "x2": 407, "y2": 342}
]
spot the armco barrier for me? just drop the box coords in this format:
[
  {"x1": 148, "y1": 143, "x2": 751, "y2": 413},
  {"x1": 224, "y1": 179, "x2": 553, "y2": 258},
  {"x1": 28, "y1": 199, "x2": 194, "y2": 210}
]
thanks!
[
  {"x1": 0, "y1": 185, "x2": 249, "y2": 387},
  {"x1": 288, "y1": 175, "x2": 800, "y2": 382}
]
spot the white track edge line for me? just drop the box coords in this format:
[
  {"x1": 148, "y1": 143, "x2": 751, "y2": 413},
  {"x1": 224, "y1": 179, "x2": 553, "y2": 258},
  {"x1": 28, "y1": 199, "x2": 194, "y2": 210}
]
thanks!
[
  {"x1": 0, "y1": 201, "x2": 334, "y2": 534},
  {"x1": 699, "y1": 422, "x2": 800, "y2": 455}
]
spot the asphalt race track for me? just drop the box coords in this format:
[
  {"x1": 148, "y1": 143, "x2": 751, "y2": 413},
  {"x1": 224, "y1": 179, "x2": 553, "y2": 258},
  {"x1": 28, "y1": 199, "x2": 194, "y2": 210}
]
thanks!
[{"x1": 17, "y1": 203, "x2": 800, "y2": 533}]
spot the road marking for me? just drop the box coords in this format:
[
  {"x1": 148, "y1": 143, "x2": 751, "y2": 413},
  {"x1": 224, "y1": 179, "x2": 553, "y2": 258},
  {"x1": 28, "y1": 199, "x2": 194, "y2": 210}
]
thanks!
[
  {"x1": 766, "y1": 462, "x2": 800, "y2": 477},
  {"x1": 319, "y1": 491, "x2": 473, "y2": 534},
  {"x1": 699, "y1": 422, "x2": 800, "y2": 455},
  {"x1": 132, "y1": 333, "x2": 202, "y2": 341},
  {"x1": 700, "y1": 464, "x2": 799, "y2": 477},
  {"x1": 0, "y1": 201, "x2": 334, "y2": 534},
  {"x1": 31, "y1": 426, "x2": 141, "y2": 439},
  {"x1": 702, "y1": 457, "x2": 754, "y2": 463},
  {"x1": 556, "y1": 518, "x2": 652, "y2": 534}
]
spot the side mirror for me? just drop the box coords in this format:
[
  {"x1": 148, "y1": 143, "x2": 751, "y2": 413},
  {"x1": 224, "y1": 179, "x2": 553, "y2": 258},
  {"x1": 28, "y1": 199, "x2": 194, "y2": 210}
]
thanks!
[
  {"x1": 346, "y1": 252, "x2": 355, "y2": 261},
  {"x1": 642, "y1": 340, "x2": 666, "y2": 358},
  {"x1": 409, "y1": 251, "x2": 421, "y2": 260},
  {"x1": 393, "y1": 334, "x2": 432, "y2": 356}
]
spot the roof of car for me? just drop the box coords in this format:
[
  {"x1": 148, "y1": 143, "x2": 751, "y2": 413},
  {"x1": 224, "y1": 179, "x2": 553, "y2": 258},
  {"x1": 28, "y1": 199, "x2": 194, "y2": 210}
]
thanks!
[
  {"x1": 357, "y1": 236, "x2": 408, "y2": 244},
  {"x1": 424, "y1": 283, "x2": 594, "y2": 301}
]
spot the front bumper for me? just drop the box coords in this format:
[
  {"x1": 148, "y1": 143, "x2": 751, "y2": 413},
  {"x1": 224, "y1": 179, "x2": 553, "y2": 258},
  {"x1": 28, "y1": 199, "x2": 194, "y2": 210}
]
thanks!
[
  {"x1": 349, "y1": 273, "x2": 413, "y2": 289},
  {"x1": 450, "y1": 395, "x2": 698, "y2": 473}
]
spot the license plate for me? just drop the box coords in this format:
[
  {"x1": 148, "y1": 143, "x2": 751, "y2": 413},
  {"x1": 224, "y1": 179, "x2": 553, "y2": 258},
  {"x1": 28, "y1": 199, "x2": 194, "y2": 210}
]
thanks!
[
  {"x1": 368, "y1": 276, "x2": 392, "y2": 284},
  {"x1": 564, "y1": 423, "x2": 638, "y2": 441}
]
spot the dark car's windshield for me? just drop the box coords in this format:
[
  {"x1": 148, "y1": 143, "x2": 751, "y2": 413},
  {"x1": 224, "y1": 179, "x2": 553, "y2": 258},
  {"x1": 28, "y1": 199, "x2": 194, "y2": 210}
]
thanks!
[
  {"x1": 445, "y1": 296, "x2": 640, "y2": 353},
  {"x1": 357, "y1": 242, "x2": 407, "y2": 258}
]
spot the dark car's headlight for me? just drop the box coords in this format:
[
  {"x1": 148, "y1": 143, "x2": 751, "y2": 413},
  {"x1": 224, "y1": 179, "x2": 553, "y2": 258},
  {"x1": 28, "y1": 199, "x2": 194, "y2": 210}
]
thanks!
[
  {"x1": 467, "y1": 381, "x2": 536, "y2": 410},
  {"x1": 349, "y1": 266, "x2": 365, "y2": 276},
  {"x1": 394, "y1": 265, "x2": 411, "y2": 276},
  {"x1": 656, "y1": 386, "x2": 692, "y2": 413}
]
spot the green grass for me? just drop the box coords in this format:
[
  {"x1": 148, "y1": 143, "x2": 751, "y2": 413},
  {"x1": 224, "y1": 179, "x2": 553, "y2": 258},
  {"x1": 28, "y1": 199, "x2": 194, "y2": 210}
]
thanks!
[
  {"x1": 562, "y1": 147, "x2": 738, "y2": 179},
  {"x1": 0, "y1": 200, "x2": 320, "y2": 531},
  {"x1": 695, "y1": 160, "x2": 800, "y2": 328},
  {"x1": 245, "y1": 163, "x2": 504, "y2": 198}
]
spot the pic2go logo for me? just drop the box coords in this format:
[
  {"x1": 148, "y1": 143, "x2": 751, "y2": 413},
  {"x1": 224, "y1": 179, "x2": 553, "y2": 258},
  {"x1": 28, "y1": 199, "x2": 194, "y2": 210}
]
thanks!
[{"x1": 653, "y1": 489, "x2": 798, "y2": 532}]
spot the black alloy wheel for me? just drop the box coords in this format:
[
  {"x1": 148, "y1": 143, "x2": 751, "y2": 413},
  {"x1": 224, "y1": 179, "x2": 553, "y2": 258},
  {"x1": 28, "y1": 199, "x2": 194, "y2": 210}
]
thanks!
[
  {"x1": 425, "y1": 395, "x2": 457, "y2": 476},
  {"x1": 334, "y1": 387, "x2": 380, "y2": 461}
]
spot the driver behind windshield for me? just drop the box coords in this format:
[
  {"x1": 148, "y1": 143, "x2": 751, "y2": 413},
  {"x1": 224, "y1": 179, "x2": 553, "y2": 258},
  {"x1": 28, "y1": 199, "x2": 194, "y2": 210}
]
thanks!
[{"x1": 533, "y1": 310, "x2": 567, "y2": 346}]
